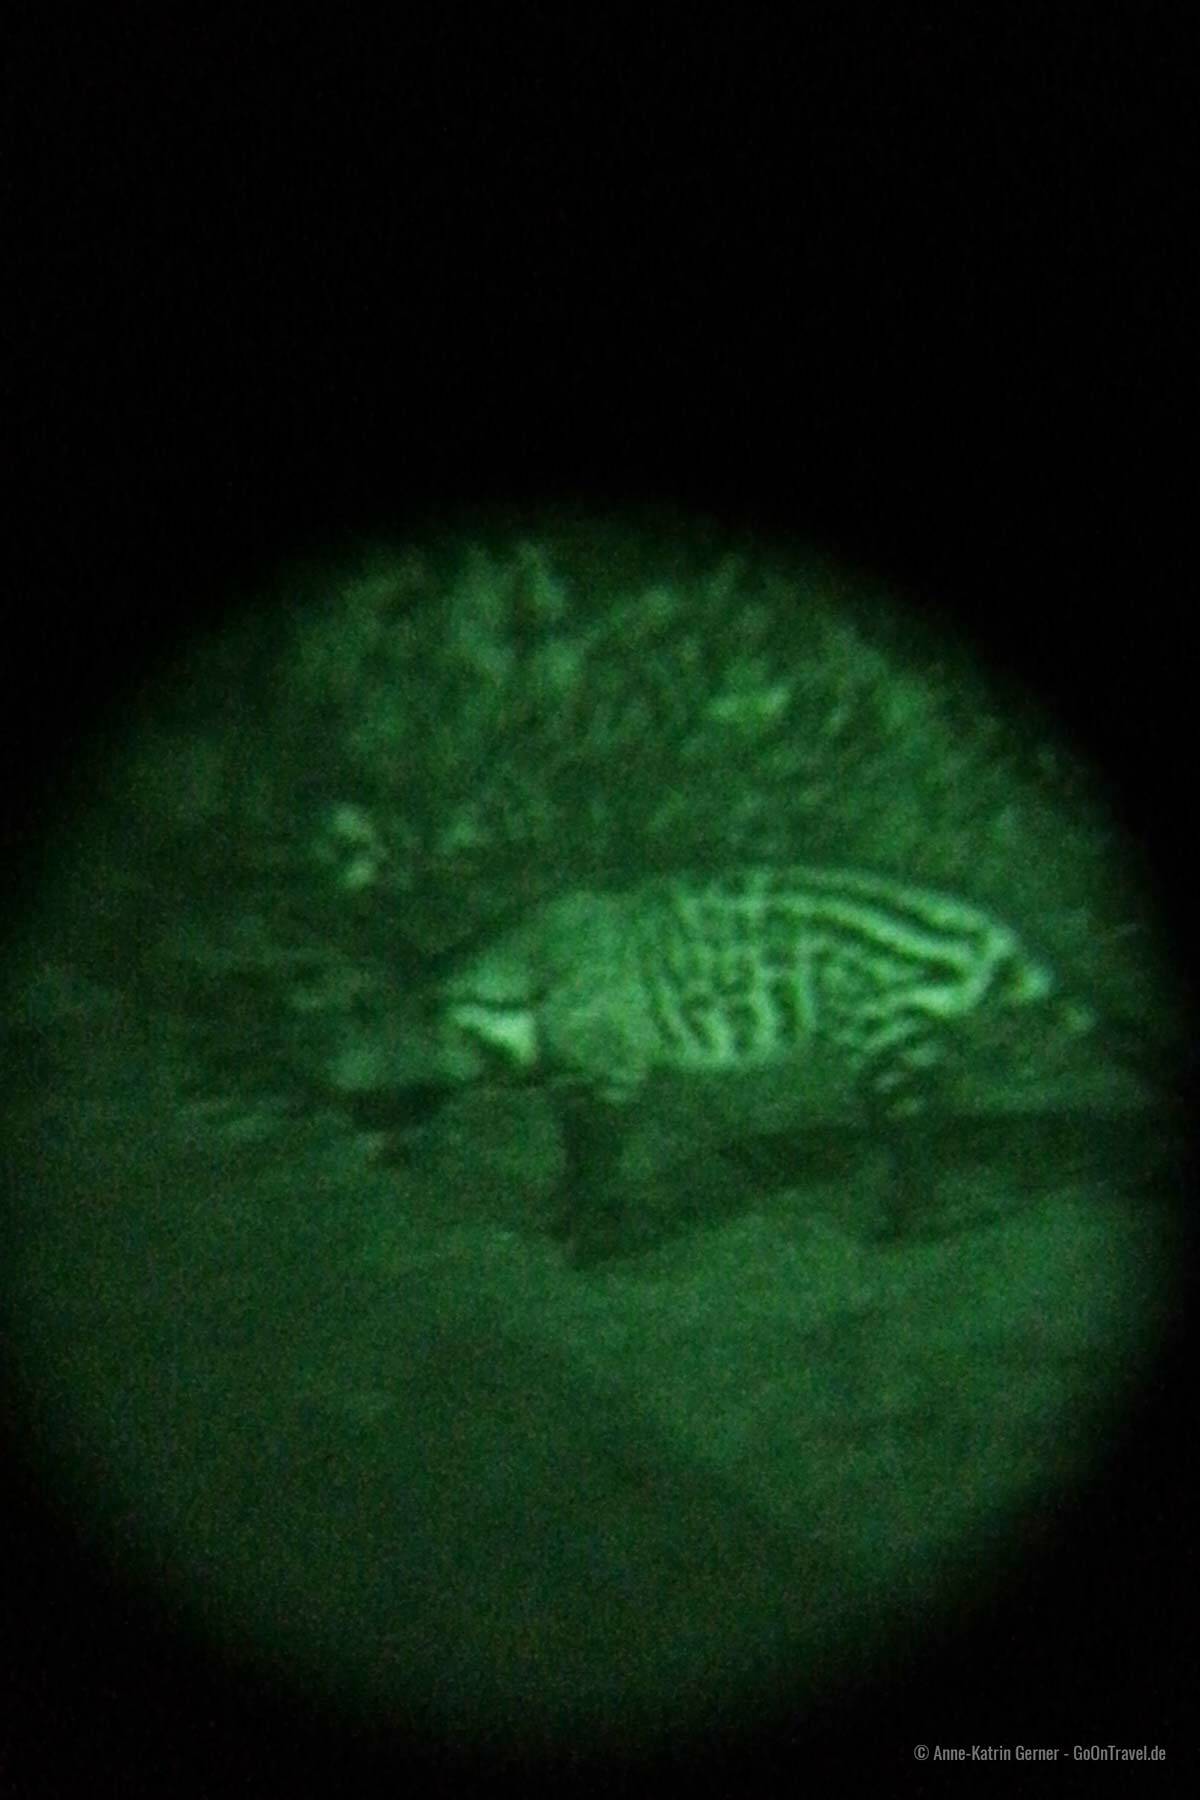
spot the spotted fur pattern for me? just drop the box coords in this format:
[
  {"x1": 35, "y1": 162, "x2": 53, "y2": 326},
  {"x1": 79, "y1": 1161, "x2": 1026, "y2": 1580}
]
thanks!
[{"x1": 439, "y1": 865, "x2": 1056, "y2": 1119}]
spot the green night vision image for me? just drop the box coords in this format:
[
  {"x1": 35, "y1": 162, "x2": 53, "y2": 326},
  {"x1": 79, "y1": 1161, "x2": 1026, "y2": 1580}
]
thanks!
[{"x1": 0, "y1": 511, "x2": 1186, "y2": 1765}]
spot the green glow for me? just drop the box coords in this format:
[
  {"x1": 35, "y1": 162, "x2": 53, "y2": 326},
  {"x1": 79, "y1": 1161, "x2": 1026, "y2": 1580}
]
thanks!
[{"x1": 0, "y1": 510, "x2": 1184, "y2": 1766}]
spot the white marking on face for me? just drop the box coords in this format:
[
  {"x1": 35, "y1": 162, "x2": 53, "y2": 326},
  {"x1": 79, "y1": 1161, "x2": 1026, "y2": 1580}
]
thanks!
[{"x1": 449, "y1": 1003, "x2": 540, "y2": 1069}]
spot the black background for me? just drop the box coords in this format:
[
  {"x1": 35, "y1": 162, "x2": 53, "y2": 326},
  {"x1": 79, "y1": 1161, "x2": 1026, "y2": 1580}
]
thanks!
[{"x1": 3, "y1": 9, "x2": 1194, "y2": 1793}]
